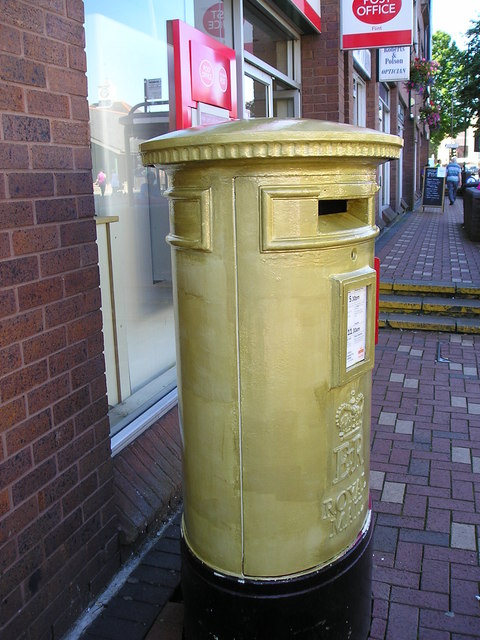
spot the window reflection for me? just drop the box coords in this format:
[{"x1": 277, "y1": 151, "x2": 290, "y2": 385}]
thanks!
[
  {"x1": 245, "y1": 75, "x2": 268, "y2": 118},
  {"x1": 242, "y1": 1, "x2": 299, "y2": 119},
  {"x1": 194, "y1": 0, "x2": 232, "y2": 45},
  {"x1": 243, "y1": 0, "x2": 293, "y2": 74},
  {"x1": 273, "y1": 79, "x2": 295, "y2": 117},
  {"x1": 85, "y1": 1, "x2": 184, "y2": 435},
  {"x1": 85, "y1": 0, "x2": 301, "y2": 435}
]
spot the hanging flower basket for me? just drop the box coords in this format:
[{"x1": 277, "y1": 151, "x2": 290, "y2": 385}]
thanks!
[
  {"x1": 405, "y1": 58, "x2": 440, "y2": 93},
  {"x1": 419, "y1": 102, "x2": 441, "y2": 129}
]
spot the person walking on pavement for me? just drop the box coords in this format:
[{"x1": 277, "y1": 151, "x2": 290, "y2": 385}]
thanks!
[{"x1": 446, "y1": 155, "x2": 462, "y2": 204}]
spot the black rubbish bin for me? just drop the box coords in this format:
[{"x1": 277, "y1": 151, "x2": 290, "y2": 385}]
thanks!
[{"x1": 463, "y1": 187, "x2": 480, "y2": 241}]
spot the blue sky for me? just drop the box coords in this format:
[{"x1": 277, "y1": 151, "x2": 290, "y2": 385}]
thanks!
[
  {"x1": 431, "y1": 0, "x2": 479, "y2": 49},
  {"x1": 84, "y1": 1, "x2": 194, "y2": 106}
]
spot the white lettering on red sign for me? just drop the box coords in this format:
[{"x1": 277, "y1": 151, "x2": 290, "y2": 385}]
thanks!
[
  {"x1": 199, "y1": 59, "x2": 214, "y2": 88},
  {"x1": 218, "y1": 66, "x2": 227, "y2": 93},
  {"x1": 352, "y1": 0, "x2": 401, "y2": 25},
  {"x1": 190, "y1": 39, "x2": 232, "y2": 111}
]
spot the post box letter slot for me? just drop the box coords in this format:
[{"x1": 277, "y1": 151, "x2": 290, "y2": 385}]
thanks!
[
  {"x1": 260, "y1": 186, "x2": 375, "y2": 252},
  {"x1": 318, "y1": 200, "x2": 347, "y2": 215}
]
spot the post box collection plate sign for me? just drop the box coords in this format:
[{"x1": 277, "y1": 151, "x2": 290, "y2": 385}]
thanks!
[
  {"x1": 341, "y1": 0, "x2": 413, "y2": 50},
  {"x1": 346, "y1": 286, "x2": 367, "y2": 369}
]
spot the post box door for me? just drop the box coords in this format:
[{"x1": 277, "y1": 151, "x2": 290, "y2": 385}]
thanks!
[{"x1": 235, "y1": 175, "x2": 376, "y2": 578}]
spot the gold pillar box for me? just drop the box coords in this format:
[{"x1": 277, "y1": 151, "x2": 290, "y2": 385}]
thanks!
[{"x1": 141, "y1": 118, "x2": 402, "y2": 637}]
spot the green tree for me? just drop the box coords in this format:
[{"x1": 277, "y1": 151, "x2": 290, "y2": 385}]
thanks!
[
  {"x1": 460, "y1": 17, "x2": 480, "y2": 136},
  {"x1": 430, "y1": 31, "x2": 466, "y2": 150}
]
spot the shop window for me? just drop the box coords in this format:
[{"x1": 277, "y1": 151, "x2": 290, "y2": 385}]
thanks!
[
  {"x1": 245, "y1": 73, "x2": 270, "y2": 117},
  {"x1": 85, "y1": 0, "x2": 302, "y2": 450},
  {"x1": 242, "y1": 0, "x2": 301, "y2": 118},
  {"x1": 85, "y1": 2, "x2": 195, "y2": 448},
  {"x1": 243, "y1": 0, "x2": 294, "y2": 74}
]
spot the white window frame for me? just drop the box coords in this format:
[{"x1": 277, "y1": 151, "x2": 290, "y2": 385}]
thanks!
[
  {"x1": 353, "y1": 72, "x2": 366, "y2": 127},
  {"x1": 232, "y1": 0, "x2": 302, "y2": 119},
  {"x1": 379, "y1": 85, "x2": 391, "y2": 209}
]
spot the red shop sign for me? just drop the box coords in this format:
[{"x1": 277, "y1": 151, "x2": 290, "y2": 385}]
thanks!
[
  {"x1": 341, "y1": 0, "x2": 412, "y2": 50},
  {"x1": 190, "y1": 40, "x2": 232, "y2": 111},
  {"x1": 167, "y1": 19, "x2": 237, "y2": 130}
]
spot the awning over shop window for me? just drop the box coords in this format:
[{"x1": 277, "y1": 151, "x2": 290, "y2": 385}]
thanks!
[{"x1": 271, "y1": 0, "x2": 321, "y2": 33}]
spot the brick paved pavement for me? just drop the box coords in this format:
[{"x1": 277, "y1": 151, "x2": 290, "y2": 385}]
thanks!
[
  {"x1": 73, "y1": 198, "x2": 480, "y2": 639},
  {"x1": 376, "y1": 198, "x2": 480, "y2": 284},
  {"x1": 371, "y1": 198, "x2": 480, "y2": 638},
  {"x1": 370, "y1": 329, "x2": 480, "y2": 639}
]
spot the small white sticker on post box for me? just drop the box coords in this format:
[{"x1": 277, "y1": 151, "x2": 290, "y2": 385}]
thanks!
[{"x1": 346, "y1": 287, "x2": 367, "y2": 369}]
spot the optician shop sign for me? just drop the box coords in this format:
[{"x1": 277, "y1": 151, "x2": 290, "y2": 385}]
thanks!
[
  {"x1": 378, "y1": 46, "x2": 410, "y2": 81},
  {"x1": 341, "y1": 0, "x2": 413, "y2": 50}
]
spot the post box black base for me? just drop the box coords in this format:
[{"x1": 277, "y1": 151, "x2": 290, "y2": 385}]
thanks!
[{"x1": 182, "y1": 515, "x2": 373, "y2": 640}]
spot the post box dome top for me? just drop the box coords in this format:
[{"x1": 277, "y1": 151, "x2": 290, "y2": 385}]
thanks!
[{"x1": 140, "y1": 118, "x2": 402, "y2": 167}]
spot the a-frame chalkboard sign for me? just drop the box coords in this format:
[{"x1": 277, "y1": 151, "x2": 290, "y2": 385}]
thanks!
[{"x1": 421, "y1": 166, "x2": 446, "y2": 211}]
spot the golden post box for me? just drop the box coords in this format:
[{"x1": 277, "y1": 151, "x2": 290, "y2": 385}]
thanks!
[{"x1": 140, "y1": 119, "x2": 402, "y2": 639}]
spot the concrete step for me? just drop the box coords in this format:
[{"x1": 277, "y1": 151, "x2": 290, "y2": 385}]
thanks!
[
  {"x1": 378, "y1": 279, "x2": 480, "y2": 333},
  {"x1": 379, "y1": 294, "x2": 480, "y2": 317},
  {"x1": 379, "y1": 313, "x2": 480, "y2": 334},
  {"x1": 380, "y1": 280, "x2": 480, "y2": 298}
]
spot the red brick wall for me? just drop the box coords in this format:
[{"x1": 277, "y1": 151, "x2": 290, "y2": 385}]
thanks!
[
  {"x1": 365, "y1": 55, "x2": 379, "y2": 131},
  {"x1": 301, "y1": 0, "x2": 346, "y2": 123},
  {"x1": 343, "y1": 51, "x2": 354, "y2": 125},
  {"x1": 0, "y1": 2, "x2": 119, "y2": 638}
]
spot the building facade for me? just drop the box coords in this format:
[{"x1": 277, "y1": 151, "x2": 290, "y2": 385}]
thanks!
[{"x1": 0, "y1": 1, "x2": 431, "y2": 638}]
